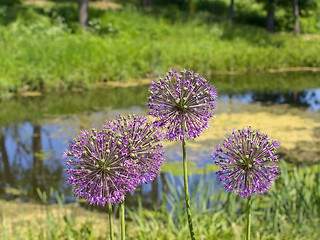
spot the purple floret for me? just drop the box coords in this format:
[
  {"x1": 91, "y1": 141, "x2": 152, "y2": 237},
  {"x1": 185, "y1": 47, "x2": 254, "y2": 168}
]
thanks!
[
  {"x1": 64, "y1": 115, "x2": 164, "y2": 206},
  {"x1": 147, "y1": 69, "x2": 218, "y2": 141},
  {"x1": 103, "y1": 115, "x2": 165, "y2": 185},
  {"x1": 212, "y1": 127, "x2": 280, "y2": 198}
]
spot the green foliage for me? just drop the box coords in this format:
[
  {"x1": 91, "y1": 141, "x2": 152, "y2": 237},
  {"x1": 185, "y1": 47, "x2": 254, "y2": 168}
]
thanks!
[
  {"x1": 88, "y1": 18, "x2": 120, "y2": 35},
  {"x1": 262, "y1": 162, "x2": 320, "y2": 235},
  {"x1": 118, "y1": 0, "x2": 320, "y2": 32},
  {"x1": 272, "y1": 0, "x2": 320, "y2": 32},
  {"x1": 154, "y1": 0, "x2": 191, "y2": 10},
  {"x1": 0, "y1": 3, "x2": 320, "y2": 96},
  {"x1": 126, "y1": 162, "x2": 320, "y2": 239},
  {"x1": 196, "y1": 0, "x2": 228, "y2": 17},
  {"x1": 300, "y1": 1, "x2": 320, "y2": 33},
  {"x1": 0, "y1": 0, "x2": 23, "y2": 6}
]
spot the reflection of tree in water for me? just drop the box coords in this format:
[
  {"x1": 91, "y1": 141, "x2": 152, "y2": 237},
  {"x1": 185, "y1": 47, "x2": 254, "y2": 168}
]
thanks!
[
  {"x1": 31, "y1": 124, "x2": 47, "y2": 197},
  {"x1": 0, "y1": 127, "x2": 14, "y2": 195},
  {"x1": 0, "y1": 123, "x2": 64, "y2": 201},
  {"x1": 1, "y1": 119, "x2": 167, "y2": 204},
  {"x1": 0, "y1": 128, "x2": 16, "y2": 188},
  {"x1": 301, "y1": 89, "x2": 320, "y2": 110},
  {"x1": 251, "y1": 90, "x2": 302, "y2": 106},
  {"x1": 28, "y1": 123, "x2": 64, "y2": 200},
  {"x1": 237, "y1": 89, "x2": 320, "y2": 109}
]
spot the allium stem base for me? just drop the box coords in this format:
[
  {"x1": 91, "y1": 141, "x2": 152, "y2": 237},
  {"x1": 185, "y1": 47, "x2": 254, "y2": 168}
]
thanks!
[
  {"x1": 120, "y1": 202, "x2": 125, "y2": 240},
  {"x1": 182, "y1": 139, "x2": 196, "y2": 240},
  {"x1": 108, "y1": 203, "x2": 114, "y2": 240},
  {"x1": 246, "y1": 195, "x2": 252, "y2": 240}
]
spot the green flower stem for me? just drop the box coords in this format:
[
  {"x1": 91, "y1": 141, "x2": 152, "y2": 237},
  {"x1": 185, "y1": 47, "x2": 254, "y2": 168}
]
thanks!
[
  {"x1": 246, "y1": 195, "x2": 252, "y2": 240},
  {"x1": 108, "y1": 203, "x2": 114, "y2": 240},
  {"x1": 182, "y1": 138, "x2": 196, "y2": 240},
  {"x1": 120, "y1": 202, "x2": 125, "y2": 240}
]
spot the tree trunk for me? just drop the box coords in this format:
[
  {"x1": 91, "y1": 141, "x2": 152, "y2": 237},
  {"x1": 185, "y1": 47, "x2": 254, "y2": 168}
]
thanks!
[
  {"x1": 141, "y1": 0, "x2": 152, "y2": 7},
  {"x1": 292, "y1": 0, "x2": 300, "y2": 35},
  {"x1": 266, "y1": 10, "x2": 275, "y2": 33},
  {"x1": 79, "y1": 0, "x2": 89, "y2": 28},
  {"x1": 228, "y1": 0, "x2": 234, "y2": 22},
  {"x1": 266, "y1": 0, "x2": 277, "y2": 33}
]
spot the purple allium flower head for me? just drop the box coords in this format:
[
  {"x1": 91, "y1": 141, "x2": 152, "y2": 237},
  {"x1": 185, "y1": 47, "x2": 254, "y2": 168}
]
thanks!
[
  {"x1": 103, "y1": 115, "x2": 165, "y2": 184},
  {"x1": 64, "y1": 127, "x2": 143, "y2": 206},
  {"x1": 147, "y1": 69, "x2": 218, "y2": 141},
  {"x1": 212, "y1": 127, "x2": 280, "y2": 198}
]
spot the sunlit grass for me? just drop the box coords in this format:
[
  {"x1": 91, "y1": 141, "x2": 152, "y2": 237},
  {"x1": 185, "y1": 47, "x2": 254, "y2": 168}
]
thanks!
[{"x1": 1, "y1": 162, "x2": 319, "y2": 239}]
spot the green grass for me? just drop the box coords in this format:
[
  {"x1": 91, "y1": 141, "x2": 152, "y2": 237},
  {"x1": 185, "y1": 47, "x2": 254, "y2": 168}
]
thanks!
[
  {"x1": 127, "y1": 161, "x2": 320, "y2": 239},
  {"x1": 1, "y1": 162, "x2": 319, "y2": 239},
  {"x1": 0, "y1": 2, "x2": 320, "y2": 95}
]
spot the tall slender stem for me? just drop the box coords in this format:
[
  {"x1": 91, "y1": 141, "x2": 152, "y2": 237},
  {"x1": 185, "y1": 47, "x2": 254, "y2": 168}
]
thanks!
[
  {"x1": 108, "y1": 203, "x2": 114, "y2": 240},
  {"x1": 246, "y1": 195, "x2": 252, "y2": 240},
  {"x1": 120, "y1": 202, "x2": 125, "y2": 240},
  {"x1": 182, "y1": 138, "x2": 196, "y2": 240}
]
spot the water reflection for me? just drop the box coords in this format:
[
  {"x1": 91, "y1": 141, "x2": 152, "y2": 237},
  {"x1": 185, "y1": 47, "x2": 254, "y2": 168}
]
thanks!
[
  {"x1": 0, "y1": 118, "x2": 219, "y2": 205},
  {"x1": 0, "y1": 72, "x2": 319, "y2": 204},
  {"x1": 230, "y1": 88, "x2": 320, "y2": 110},
  {"x1": 0, "y1": 123, "x2": 64, "y2": 200}
]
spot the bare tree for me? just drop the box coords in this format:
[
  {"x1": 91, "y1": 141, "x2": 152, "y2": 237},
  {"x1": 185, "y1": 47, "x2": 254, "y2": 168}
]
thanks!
[
  {"x1": 292, "y1": 0, "x2": 300, "y2": 34},
  {"x1": 79, "y1": 0, "x2": 89, "y2": 28}
]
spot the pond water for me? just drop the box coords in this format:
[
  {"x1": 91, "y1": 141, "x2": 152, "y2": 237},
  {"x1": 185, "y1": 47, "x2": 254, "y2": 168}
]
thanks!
[{"x1": 0, "y1": 72, "x2": 319, "y2": 207}]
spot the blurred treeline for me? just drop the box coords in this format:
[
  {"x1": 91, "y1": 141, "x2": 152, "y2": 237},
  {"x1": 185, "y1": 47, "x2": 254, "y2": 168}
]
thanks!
[
  {"x1": 134, "y1": 0, "x2": 320, "y2": 33},
  {"x1": 1, "y1": 0, "x2": 319, "y2": 33}
]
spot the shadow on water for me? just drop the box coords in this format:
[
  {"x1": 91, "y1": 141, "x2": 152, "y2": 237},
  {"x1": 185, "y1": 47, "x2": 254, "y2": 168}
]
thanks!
[{"x1": 0, "y1": 72, "x2": 319, "y2": 207}]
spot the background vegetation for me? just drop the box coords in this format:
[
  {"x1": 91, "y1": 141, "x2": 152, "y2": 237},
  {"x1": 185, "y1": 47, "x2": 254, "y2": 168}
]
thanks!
[{"x1": 0, "y1": 0, "x2": 319, "y2": 96}]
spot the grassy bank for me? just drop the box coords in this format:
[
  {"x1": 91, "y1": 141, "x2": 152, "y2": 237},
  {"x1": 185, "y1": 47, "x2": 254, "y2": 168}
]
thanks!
[
  {"x1": 0, "y1": 2, "x2": 320, "y2": 95},
  {"x1": 1, "y1": 162, "x2": 319, "y2": 239}
]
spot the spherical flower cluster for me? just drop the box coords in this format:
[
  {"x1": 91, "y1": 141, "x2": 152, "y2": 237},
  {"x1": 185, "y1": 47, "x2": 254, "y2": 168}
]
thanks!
[
  {"x1": 64, "y1": 115, "x2": 164, "y2": 206},
  {"x1": 103, "y1": 115, "x2": 165, "y2": 184},
  {"x1": 212, "y1": 127, "x2": 280, "y2": 198},
  {"x1": 147, "y1": 69, "x2": 218, "y2": 141}
]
